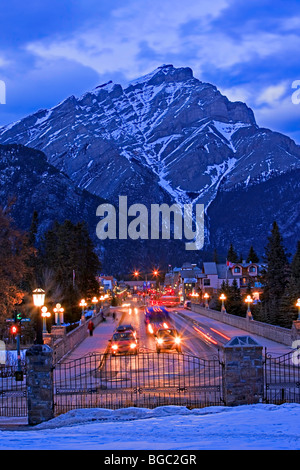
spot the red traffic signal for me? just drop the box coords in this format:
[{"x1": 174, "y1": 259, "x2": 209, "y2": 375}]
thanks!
[{"x1": 10, "y1": 325, "x2": 19, "y2": 335}]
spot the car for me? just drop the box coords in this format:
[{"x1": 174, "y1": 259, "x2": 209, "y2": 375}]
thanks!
[
  {"x1": 110, "y1": 331, "x2": 138, "y2": 355},
  {"x1": 184, "y1": 300, "x2": 191, "y2": 309},
  {"x1": 115, "y1": 324, "x2": 137, "y2": 338},
  {"x1": 155, "y1": 328, "x2": 182, "y2": 353}
]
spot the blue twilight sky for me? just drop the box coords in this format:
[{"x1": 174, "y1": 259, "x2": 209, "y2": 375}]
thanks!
[{"x1": 0, "y1": 0, "x2": 299, "y2": 142}]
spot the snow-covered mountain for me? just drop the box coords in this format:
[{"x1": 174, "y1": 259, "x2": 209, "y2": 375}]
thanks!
[{"x1": 0, "y1": 65, "x2": 299, "y2": 263}]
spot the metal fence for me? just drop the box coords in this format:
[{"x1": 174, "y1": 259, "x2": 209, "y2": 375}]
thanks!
[
  {"x1": 264, "y1": 350, "x2": 300, "y2": 404},
  {"x1": 0, "y1": 364, "x2": 27, "y2": 417},
  {"x1": 1, "y1": 348, "x2": 300, "y2": 419},
  {"x1": 53, "y1": 351, "x2": 224, "y2": 415}
]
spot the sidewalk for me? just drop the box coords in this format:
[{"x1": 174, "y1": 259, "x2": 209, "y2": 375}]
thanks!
[{"x1": 60, "y1": 313, "x2": 120, "y2": 362}]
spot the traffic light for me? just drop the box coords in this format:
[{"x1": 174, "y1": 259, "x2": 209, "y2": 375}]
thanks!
[
  {"x1": 10, "y1": 324, "x2": 19, "y2": 336},
  {"x1": 13, "y1": 312, "x2": 23, "y2": 323}
]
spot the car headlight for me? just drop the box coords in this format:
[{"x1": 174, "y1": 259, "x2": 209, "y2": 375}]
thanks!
[
  {"x1": 112, "y1": 344, "x2": 118, "y2": 350},
  {"x1": 157, "y1": 338, "x2": 163, "y2": 344},
  {"x1": 130, "y1": 343, "x2": 137, "y2": 349},
  {"x1": 163, "y1": 323, "x2": 168, "y2": 328},
  {"x1": 148, "y1": 324, "x2": 154, "y2": 334},
  {"x1": 174, "y1": 337, "x2": 181, "y2": 344}
]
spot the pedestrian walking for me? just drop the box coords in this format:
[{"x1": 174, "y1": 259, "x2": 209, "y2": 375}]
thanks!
[{"x1": 88, "y1": 319, "x2": 95, "y2": 336}]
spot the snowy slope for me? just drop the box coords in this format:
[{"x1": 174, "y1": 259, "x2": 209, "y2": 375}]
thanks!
[{"x1": 0, "y1": 404, "x2": 300, "y2": 450}]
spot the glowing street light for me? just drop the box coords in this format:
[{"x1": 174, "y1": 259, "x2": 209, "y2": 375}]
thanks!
[
  {"x1": 245, "y1": 295, "x2": 253, "y2": 320},
  {"x1": 53, "y1": 303, "x2": 64, "y2": 325},
  {"x1": 79, "y1": 299, "x2": 87, "y2": 322},
  {"x1": 32, "y1": 288, "x2": 45, "y2": 307},
  {"x1": 219, "y1": 293, "x2": 226, "y2": 313},
  {"x1": 32, "y1": 288, "x2": 45, "y2": 345},
  {"x1": 41, "y1": 306, "x2": 51, "y2": 333},
  {"x1": 296, "y1": 298, "x2": 300, "y2": 321},
  {"x1": 203, "y1": 292, "x2": 210, "y2": 309},
  {"x1": 92, "y1": 296, "x2": 98, "y2": 316}
]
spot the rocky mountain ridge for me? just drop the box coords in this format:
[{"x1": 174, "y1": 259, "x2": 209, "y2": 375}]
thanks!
[{"x1": 0, "y1": 65, "x2": 299, "y2": 268}]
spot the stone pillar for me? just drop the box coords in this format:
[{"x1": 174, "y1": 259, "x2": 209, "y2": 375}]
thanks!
[
  {"x1": 26, "y1": 344, "x2": 54, "y2": 425},
  {"x1": 291, "y1": 321, "x2": 300, "y2": 343},
  {"x1": 51, "y1": 325, "x2": 66, "y2": 341},
  {"x1": 222, "y1": 336, "x2": 264, "y2": 406}
]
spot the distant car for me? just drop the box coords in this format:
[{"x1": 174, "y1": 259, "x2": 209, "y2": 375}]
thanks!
[
  {"x1": 115, "y1": 324, "x2": 137, "y2": 338},
  {"x1": 110, "y1": 331, "x2": 138, "y2": 355},
  {"x1": 155, "y1": 328, "x2": 182, "y2": 353},
  {"x1": 184, "y1": 301, "x2": 191, "y2": 309}
]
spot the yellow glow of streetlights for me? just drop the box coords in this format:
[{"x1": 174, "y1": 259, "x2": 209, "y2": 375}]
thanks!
[
  {"x1": 79, "y1": 299, "x2": 87, "y2": 308},
  {"x1": 296, "y1": 298, "x2": 300, "y2": 321},
  {"x1": 32, "y1": 288, "x2": 45, "y2": 307},
  {"x1": 41, "y1": 306, "x2": 51, "y2": 318},
  {"x1": 92, "y1": 297, "x2": 98, "y2": 304},
  {"x1": 53, "y1": 303, "x2": 64, "y2": 325},
  {"x1": 219, "y1": 294, "x2": 226, "y2": 301},
  {"x1": 204, "y1": 293, "x2": 209, "y2": 299},
  {"x1": 245, "y1": 295, "x2": 253, "y2": 304}
]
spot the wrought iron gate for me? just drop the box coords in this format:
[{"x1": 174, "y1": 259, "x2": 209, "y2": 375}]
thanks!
[
  {"x1": 264, "y1": 350, "x2": 300, "y2": 404},
  {"x1": 0, "y1": 365, "x2": 27, "y2": 417},
  {"x1": 54, "y1": 352, "x2": 224, "y2": 416}
]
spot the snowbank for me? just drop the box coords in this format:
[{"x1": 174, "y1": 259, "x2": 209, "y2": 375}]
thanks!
[{"x1": 0, "y1": 403, "x2": 300, "y2": 450}]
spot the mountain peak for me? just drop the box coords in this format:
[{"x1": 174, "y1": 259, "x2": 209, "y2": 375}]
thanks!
[{"x1": 128, "y1": 64, "x2": 194, "y2": 88}]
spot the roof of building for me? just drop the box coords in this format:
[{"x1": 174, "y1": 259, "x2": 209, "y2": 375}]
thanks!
[
  {"x1": 202, "y1": 262, "x2": 218, "y2": 275},
  {"x1": 216, "y1": 264, "x2": 234, "y2": 280}
]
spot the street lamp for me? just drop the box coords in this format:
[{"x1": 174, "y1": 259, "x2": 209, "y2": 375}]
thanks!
[
  {"x1": 245, "y1": 295, "x2": 253, "y2": 320},
  {"x1": 92, "y1": 296, "x2": 98, "y2": 316},
  {"x1": 296, "y1": 298, "x2": 300, "y2": 321},
  {"x1": 32, "y1": 288, "x2": 45, "y2": 345},
  {"x1": 219, "y1": 293, "x2": 226, "y2": 313},
  {"x1": 203, "y1": 293, "x2": 210, "y2": 309},
  {"x1": 53, "y1": 303, "x2": 64, "y2": 325},
  {"x1": 79, "y1": 299, "x2": 87, "y2": 323},
  {"x1": 41, "y1": 306, "x2": 51, "y2": 333}
]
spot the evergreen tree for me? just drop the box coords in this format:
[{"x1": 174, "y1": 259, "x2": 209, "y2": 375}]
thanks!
[
  {"x1": 261, "y1": 221, "x2": 289, "y2": 325},
  {"x1": 227, "y1": 243, "x2": 238, "y2": 263},
  {"x1": 40, "y1": 220, "x2": 101, "y2": 321},
  {"x1": 0, "y1": 205, "x2": 34, "y2": 327},
  {"x1": 246, "y1": 246, "x2": 259, "y2": 263},
  {"x1": 279, "y1": 241, "x2": 300, "y2": 327},
  {"x1": 217, "y1": 279, "x2": 245, "y2": 316},
  {"x1": 291, "y1": 241, "x2": 300, "y2": 287}
]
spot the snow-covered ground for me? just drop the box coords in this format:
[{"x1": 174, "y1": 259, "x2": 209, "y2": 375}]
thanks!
[{"x1": 0, "y1": 403, "x2": 299, "y2": 450}]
